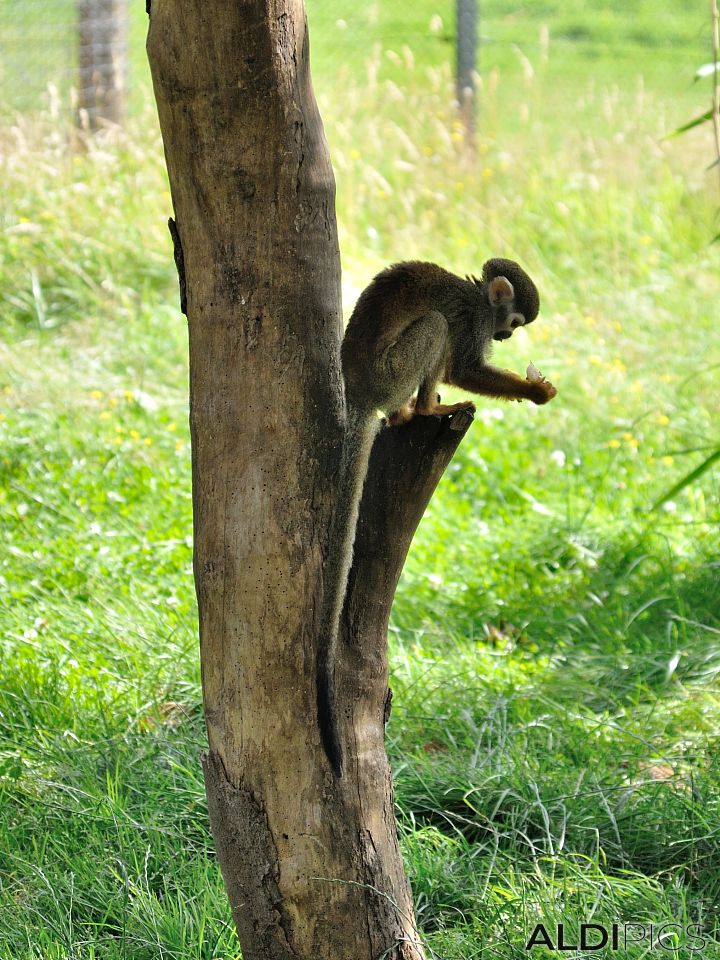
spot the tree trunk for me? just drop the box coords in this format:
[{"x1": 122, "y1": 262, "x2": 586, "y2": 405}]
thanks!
[
  {"x1": 77, "y1": 0, "x2": 127, "y2": 128},
  {"x1": 147, "y1": 2, "x2": 473, "y2": 956}
]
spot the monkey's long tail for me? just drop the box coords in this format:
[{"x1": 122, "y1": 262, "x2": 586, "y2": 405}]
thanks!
[{"x1": 317, "y1": 404, "x2": 379, "y2": 775}]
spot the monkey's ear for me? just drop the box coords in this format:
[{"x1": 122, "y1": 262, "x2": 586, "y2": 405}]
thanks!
[{"x1": 489, "y1": 276, "x2": 514, "y2": 305}]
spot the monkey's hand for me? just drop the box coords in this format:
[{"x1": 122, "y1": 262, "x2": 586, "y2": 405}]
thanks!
[
  {"x1": 529, "y1": 379, "x2": 557, "y2": 404},
  {"x1": 525, "y1": 363, "x2": 557, "y2": 405}
]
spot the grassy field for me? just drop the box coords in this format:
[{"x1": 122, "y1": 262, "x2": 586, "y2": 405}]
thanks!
[{"x1": 1, "y1": 0, "x2": 719, "y2": 957}]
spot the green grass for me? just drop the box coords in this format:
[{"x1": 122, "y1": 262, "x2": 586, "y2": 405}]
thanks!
[
  {"x1": 1, "y1": 1, "x2": 720, "y2": 957},
  {"x1": 304, "y1": 0, "x2": 708, "y2": 134},
  {"x1": 1, "y1": 0, "x2": 710, "y2": 124}
]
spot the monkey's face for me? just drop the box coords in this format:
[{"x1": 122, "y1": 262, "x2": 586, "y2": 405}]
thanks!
[
  {"x1": 488, "y1": 276, "x2": 530, "y2": 340},
  {"x1": 481, "y1": 259, "x2": 540, "y2": 341}
]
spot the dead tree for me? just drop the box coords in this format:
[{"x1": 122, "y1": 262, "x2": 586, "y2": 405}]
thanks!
[{"x1": 147, "y1": 2, "x2": 473, "y2": 956}]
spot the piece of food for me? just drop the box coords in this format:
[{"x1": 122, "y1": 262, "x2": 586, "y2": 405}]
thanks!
[{"x1": 526, "y1": 362, "x2": 543, "y2": 382}]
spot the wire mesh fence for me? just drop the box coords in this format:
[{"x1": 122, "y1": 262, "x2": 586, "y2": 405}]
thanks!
[
  {"x1": 0, "y1": 1, "x2": 461, "y2": 120},
  {"x1": 307, "y1": 2, "x2": 456, "y2": 72},
  {"x1": 0, "y1": 0, "x2": 80, "y2": 113},
  {"x1": 0, "y1": 1, "x2": 707, "y2": 125},
  {"x1": 1, "y1": 0, "x2": 130, "y2": 119}
]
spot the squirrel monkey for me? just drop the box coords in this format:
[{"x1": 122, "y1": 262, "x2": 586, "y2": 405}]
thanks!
[{"x1": 318, "y1": 259, "x2": 557, "y2": 774}]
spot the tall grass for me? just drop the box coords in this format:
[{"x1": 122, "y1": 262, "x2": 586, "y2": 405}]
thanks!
[{"x1": 1, "y1": 19, "x2": 719, "y2": 960}]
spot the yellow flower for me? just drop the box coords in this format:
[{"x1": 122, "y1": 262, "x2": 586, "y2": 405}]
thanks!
[
  {"x1": 639, "y1": 235, "x2": 652, "y2": 246},
  {"x1": 108, "y1": 397, "x2": 118, "y2": 408},
  {"x1": 175, "y1": 440, "x2": 185, "y2": 453},
  {"x1": 124, "y1": 390, "x2": 135, "y2": 402},
  {"x1": 608, "y1": 439, "x2": 621, "y2": 449},
  {"x1": 0, "y1": 413, "x2": 6, "y2": 422},
  {"x1": 612, "y1": 321, "x2": 622, "y2": 332},
  {"x1": 144, "y1": 437, "x2": 153, "y2": 446},
  {"x1": 90, "y1": 390, "x2": 103, "y2": 400},
  {"x1": 167, "y1": 421, "x2": 177, "y2": 432},
  {"x1": 661, "y1": 455, "x2": 674, "y2": 466},
  {"x1": 482, "y1": 167, "x2": 493, "y2": 180},
  {"x1": 129, "y1": 429, "x2": 140, "y2": 440},
  {"x1": 3, "y1": 386, "x2": 13, "y2": 395},
  {"x1": 99, "y1": 411, "x2": 111, "y2": 421},
  {"x1": 656, "y1": 414, "x2": 670, "y2": 426}
]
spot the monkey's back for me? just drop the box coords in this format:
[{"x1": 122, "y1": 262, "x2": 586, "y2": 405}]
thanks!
[
  {"x1": 342, "y1": 261, "x2": 479, "y2": 404},
  {"x1": 345, "y1": 261, "x2": 458, "y2": 335}
]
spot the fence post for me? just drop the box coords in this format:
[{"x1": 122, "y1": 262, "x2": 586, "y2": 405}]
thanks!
[
  {"x1": 456, "y1": 0, "x2": 477, "y2": 145},
  {"x1": 77, "y1": 0, "x2": 128, "y2": 128}
]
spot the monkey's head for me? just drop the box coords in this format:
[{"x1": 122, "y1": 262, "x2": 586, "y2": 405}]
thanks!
[{"x1": 474, "y1": 258, "x2": 540, "y2": 341}]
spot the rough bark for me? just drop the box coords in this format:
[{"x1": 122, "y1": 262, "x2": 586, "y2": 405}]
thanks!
[{"x1": 147, "y1": 2, "x2": 473, "y2": 957}]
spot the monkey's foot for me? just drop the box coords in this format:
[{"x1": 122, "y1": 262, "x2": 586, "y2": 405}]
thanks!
[
  {"x1": 388, "y1": 399, "x2": 416, "y2": 426},
  {"x1": 416, "y1": 400, "x2": 476, "y2": 417}
]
